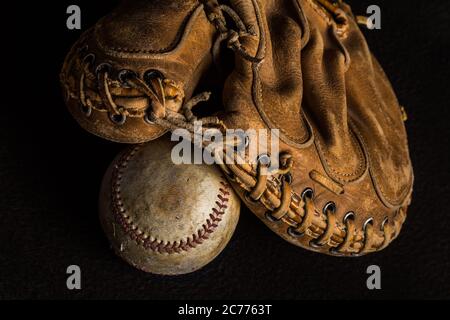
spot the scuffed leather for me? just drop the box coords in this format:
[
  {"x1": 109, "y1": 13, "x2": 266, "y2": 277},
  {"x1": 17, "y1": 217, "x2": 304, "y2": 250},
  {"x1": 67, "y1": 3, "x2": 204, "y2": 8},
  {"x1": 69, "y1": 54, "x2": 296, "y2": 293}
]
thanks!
[
  {"x1": 220, "y1": 0, "x2": 413, "y2": 255},
  {"x1": 61, "y1": 0, "x2": 217, "y2": 143}
]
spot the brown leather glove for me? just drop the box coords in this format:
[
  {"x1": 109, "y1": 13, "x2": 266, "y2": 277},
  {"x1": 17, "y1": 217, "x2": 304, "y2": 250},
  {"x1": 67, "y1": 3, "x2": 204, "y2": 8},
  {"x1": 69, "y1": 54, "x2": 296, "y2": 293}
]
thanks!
[
  {"x1": 205, "y1": 0, "x2": 414, "y2": 256},
  {"x1": 60, "y1": 0, "x2": 217, "y2": 143}
]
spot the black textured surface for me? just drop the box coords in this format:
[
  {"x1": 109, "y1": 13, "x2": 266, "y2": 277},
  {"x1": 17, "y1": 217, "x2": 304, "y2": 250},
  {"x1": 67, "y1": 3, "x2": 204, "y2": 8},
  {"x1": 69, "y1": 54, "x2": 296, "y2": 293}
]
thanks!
[{"x1": 2, "y1": 0, "x2": 450, "y2": 299}]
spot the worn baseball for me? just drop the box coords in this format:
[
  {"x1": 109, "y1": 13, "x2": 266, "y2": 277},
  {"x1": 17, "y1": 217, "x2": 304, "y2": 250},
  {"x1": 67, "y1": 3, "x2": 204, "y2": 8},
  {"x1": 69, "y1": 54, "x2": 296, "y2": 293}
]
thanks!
[{"x1": 99, "y1": 138, "x2": 240, "y2": 275}]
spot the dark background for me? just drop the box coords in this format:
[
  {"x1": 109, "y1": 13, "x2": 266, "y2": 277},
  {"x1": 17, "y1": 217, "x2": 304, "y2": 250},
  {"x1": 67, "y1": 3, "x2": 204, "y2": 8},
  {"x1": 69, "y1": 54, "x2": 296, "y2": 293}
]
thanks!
[{"x1": 2, "y1": 0, "x2": 449, "y2": 299}]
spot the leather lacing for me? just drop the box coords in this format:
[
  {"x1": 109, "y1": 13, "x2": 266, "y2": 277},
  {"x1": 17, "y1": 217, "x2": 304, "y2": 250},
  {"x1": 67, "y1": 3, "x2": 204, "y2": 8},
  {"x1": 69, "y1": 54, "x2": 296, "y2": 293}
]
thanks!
[
  {"x1": 200, "y1": 0, "x2": 263, "y2": 66},
  {"x1": 75, "y1": 52, "x2": 146, "y2": 123},
  {"x1": 215, "y1": 147, "x2": 407, "y2": 256},
  {"x1": 71, "y1": 47, "x2": 222, "y2": 129}
]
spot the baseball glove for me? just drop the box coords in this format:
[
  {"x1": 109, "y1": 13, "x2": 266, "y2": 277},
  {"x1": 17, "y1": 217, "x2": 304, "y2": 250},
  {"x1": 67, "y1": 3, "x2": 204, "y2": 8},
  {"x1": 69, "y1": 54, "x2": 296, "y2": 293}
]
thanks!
[
  {"x1": 206, "y1": 0, "x2": 414, "y2": 256},
  {"x1": 61, "y1": 0, "x2": 414, "y2": 256}
]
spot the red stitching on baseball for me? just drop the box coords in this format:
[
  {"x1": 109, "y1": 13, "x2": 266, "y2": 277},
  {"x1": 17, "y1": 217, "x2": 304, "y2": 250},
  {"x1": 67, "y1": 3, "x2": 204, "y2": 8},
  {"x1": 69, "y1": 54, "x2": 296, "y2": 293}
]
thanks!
[{"x1": 110, "y1": 145, "x2": 231, "y2": 255}]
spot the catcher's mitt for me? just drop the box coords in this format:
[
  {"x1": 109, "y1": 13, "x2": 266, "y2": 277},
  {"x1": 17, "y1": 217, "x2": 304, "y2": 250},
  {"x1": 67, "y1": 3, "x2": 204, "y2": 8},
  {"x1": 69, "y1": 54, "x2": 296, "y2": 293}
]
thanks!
[{"x1": 209, "y1": 0, "x2": 414, "y2": 256}]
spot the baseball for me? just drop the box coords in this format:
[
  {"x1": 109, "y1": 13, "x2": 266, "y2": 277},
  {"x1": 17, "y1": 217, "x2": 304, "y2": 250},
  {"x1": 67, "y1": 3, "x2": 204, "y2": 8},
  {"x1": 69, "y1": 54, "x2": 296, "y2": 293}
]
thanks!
[{"x1": 99, "y1": 138, "x2": 240, "y2": 275}]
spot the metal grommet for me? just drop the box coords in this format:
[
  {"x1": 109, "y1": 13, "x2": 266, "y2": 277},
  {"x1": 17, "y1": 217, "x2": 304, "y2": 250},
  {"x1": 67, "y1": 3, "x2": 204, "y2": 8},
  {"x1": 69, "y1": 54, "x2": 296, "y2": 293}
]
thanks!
[
  {"x1": 143, "y1": 69, "x2": 165, "y2": 84},
  {"x1": 363, "y1": 217, "x2": 374, "y2": 231},
  {"x1": 82, "y1": 53, "x2": 95, "y2": 65},
  {"x1": 323, "y1": 202, "x2": 336, "y2": 214},
  {"x1": 144, "y1": 111, "x2": 156, "y2": 125},
  {"x1": 344, "y1": 212, "x2": 355, "y2": 222},
  {"x1": 257, "y1": 154, "x2": 271, "y2": 167},
  {"x1": 343, "y1": 212, "x2": 355, "y2": 222},
  {"x1": 309, "y1": 239, "x2": 323, "y2": 248},
  {"x1": 265, "y1": 211, "x2": 279, "y2": 223},
  {"x1": 118, "y1": 69, "x2": 137, "y2": 84},
  {"x1": 301, "y1": 188, "x2": 314, "y2": 201},
  {"x1": 283, "y1": 173, "x2": 293, "y2": 184},
  {"x1": 329, "y1": 248, "x2": 345, "y2": 256},
  {"x1": 109, "y1": 113, "x2": 126, "y2": 125},
  {"x1": 79, "y1": 103, "x2": 92, "y2": 117},
  {"x1": 287, "y1": 226, "x2": 303, "y2": 238},
  {"x1": 381, "y1": 217, "x2": 389, "y2": 230},
  {"x1": 95, "y1": 63, "x2": 113, "y2": 77}
]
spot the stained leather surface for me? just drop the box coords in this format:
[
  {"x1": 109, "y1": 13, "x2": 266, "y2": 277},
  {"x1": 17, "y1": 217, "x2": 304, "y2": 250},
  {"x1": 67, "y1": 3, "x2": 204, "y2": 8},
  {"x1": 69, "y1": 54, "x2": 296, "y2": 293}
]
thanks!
[
  {"x1": 2, "y1": 0, "x2": 450, "y2": 299},
  {"x1": 96, "y1": 0, "x2": 199, "y2": 53},
  {"x1": 60, "y1": 0, "x2": 216, "y2": 143},
  {"x1": 221, "y1": 0, "x2": 412, "y2": 255}
]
